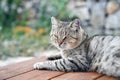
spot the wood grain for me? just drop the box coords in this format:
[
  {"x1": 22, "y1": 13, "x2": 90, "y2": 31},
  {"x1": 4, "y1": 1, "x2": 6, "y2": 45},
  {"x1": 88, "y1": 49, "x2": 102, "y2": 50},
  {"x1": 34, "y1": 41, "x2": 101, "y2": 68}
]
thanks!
[{"x1": 0, "y1": 56, "x2": 118, "y2": 80}]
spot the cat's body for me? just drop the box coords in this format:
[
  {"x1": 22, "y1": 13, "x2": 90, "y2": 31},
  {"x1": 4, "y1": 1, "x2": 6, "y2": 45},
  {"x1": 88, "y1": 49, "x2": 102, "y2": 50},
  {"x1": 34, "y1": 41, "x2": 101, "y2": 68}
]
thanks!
[{"x1": 34, "y1": 17, "x2": 120, "y2": 78}]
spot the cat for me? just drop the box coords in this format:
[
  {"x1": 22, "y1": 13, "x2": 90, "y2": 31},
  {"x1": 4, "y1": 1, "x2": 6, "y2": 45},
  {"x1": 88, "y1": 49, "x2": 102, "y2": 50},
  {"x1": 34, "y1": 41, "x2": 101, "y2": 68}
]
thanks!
[{"x1": 33, "y1": 17, "x2": 120, "y2": 78}]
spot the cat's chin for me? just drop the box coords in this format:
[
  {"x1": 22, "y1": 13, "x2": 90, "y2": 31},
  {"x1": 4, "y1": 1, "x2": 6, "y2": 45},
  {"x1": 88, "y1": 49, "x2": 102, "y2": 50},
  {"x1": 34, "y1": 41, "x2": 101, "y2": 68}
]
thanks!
[
  {"x1": 55, "y1": 44, "x2": 79, "y2": 50},
  {"x1": 57, "y1": 46, "x2": 75, "y2": 51},
  {"x1": 56, "y1": 47, "x2": 68, "y2": 50}
]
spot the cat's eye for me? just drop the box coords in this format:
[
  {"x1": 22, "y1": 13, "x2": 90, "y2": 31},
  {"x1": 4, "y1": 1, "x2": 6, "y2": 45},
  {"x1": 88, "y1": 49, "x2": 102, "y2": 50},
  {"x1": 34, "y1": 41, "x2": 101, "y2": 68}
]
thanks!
[
  {"x1": 62, "y1": 36, "x2": 67, "y2": 41},
  {"x1": 70, "y1": 36, "x2": 78, "y2": 40},
  {"x1": 51, "y1": 34, "x2": 58, "y2": 39}
]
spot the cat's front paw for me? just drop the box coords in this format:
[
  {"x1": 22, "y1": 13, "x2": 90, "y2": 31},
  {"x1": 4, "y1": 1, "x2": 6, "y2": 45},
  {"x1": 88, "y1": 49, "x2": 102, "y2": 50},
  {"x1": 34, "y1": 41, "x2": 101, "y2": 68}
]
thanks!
[{"x1": 33, "y1": 62, "x2": 44, "y2": 70}]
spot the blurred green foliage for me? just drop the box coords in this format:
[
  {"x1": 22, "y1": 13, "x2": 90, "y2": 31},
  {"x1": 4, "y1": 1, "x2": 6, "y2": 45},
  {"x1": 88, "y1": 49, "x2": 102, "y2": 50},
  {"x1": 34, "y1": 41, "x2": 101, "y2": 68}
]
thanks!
[
  {"x1": 0, "y1": 0, "x2": 76, "y2": 59},
  {"x1": 36, "y1": 0, "x2": 71, "y2": 31},
  {"x1": 0, "y1": 0, "x2": 22, "y2": 28}
]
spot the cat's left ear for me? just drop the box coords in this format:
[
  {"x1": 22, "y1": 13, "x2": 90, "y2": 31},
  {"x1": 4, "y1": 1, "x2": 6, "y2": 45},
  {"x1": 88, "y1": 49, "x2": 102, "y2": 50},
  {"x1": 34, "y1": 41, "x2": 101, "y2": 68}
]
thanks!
[
  {"x1": 71, "y1": 19, "x2": 80, "y2": 31},
  {"x1": 51, "y1": 17, "x2": 60, "y2": 28}
]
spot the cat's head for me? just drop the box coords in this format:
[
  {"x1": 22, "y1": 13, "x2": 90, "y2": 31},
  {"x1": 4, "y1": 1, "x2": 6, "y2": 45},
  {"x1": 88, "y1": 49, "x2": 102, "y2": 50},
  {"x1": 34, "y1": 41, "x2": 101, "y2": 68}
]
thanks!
[{"x1": 50, "y1": 17, "x2": 87, "y2": 50}]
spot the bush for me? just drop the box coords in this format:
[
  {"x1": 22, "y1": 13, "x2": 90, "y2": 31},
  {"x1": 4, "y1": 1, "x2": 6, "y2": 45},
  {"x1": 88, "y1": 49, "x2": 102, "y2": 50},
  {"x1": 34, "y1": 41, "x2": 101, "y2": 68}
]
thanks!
[
  {"x1": 35, "y1": 0, "x2": 71, "y2": 32},
  {"x1": 0, "y1": 0, "x2": 77, "y2": 59},
  {"x1": 0, "y1": 0, "x2": 23, "y2": 28}
]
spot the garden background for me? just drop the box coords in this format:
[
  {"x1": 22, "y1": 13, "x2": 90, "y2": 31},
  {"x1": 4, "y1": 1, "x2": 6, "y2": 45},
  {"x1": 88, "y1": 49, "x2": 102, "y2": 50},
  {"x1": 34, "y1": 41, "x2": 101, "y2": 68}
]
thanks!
[{"x1": 0, "y1": 0, "x2": 120, "y2": 66}]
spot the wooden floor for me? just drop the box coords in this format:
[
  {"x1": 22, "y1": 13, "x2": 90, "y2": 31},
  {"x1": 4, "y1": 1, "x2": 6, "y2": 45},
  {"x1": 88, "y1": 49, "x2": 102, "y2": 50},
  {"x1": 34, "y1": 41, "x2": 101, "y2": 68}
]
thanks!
[{"x1": 0, "y1": 56, "x2": 118, "y2": 80}]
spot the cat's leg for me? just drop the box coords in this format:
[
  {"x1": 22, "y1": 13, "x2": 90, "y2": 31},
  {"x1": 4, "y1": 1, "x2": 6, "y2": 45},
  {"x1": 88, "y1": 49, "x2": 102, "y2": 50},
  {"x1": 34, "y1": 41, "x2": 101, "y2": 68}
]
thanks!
[
  {"x1": 33, "y1": 56, "x2": 89, "y2": 72},
  {"x1": 46, "y1": 53, "x2": 62, "y2": 60}
]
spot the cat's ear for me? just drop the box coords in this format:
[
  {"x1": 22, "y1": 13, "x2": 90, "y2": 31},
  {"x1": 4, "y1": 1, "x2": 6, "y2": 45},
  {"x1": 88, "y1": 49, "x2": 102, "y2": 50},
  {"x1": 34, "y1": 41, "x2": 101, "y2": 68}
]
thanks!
[
  {"x1": 51, "y1": 17, "x2": 59, "y2": 28},
  {"x1": 70, "y1": 19, "x2": 80, "y2": 31}
]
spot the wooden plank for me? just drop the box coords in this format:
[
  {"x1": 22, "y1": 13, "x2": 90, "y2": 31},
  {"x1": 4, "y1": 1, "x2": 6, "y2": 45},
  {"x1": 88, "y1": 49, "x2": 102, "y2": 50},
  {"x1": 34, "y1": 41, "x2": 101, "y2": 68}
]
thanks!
[
  {"x1": 0, "y1": 56, "x2": 46, "y2": 80},
  {"x1": 7, "y1": 70, "x2": 64, "y2": 80},
  {"x1": 96, "y1": 76, "x2": 118, "y2": 80},
  {"x1": 29, "y1": 71, "x2": 64, "y2": 80},
  {"x1": 0, "y1": 56, "x2": 118, "y2": 80},
  {"x1": 51, "y1": 72, "x2": 102, "y2": 80}
]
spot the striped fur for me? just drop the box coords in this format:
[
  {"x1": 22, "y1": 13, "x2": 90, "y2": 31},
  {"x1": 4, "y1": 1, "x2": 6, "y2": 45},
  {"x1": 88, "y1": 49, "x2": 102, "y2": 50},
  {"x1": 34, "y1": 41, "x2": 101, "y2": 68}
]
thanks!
[{"x1": 34, "y1": 17, "x2": 120, "y2": 78}]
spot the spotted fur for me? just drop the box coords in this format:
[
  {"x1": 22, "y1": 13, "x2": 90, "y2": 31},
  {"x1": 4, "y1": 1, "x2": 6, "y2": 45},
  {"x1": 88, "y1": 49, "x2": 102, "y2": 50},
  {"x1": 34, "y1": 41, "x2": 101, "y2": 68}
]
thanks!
[{"x1": 34, "y1": 17, "x2": 120, "y2": 78}]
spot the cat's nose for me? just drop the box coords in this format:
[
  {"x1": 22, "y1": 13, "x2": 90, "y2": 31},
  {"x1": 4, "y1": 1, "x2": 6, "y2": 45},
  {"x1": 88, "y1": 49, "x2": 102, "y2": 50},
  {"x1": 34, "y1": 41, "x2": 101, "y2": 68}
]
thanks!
[
  {"x1": 58, "y1": 37, "x2": 66, "y2": 47},
  {"x1": 58, "y1": 40, "x2": 63, "y2": 47},
  {"x1": 58, "y1": 41, "x2": 62, "y2": 47}
]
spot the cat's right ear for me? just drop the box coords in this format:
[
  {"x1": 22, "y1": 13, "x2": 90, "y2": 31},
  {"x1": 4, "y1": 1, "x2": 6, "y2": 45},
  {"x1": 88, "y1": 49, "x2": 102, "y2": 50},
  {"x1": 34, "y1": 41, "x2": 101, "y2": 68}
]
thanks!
[
  {"x1": 70, "y1": 19, "x2": 80, "y2": 31},
  {"x1": 51, "y1": 17, "x2": 58, "y2": 28}
]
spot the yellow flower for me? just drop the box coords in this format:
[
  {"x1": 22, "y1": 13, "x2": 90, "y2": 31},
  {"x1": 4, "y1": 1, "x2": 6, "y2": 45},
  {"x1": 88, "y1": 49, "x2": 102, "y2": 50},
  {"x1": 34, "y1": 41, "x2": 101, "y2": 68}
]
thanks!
[
  {"x1": 13, "y1": 26, "x2": 33, "y2": 38},
  {"x1": 24, "y1": 27, "x2": 31, "y2": 33},
  {"x1": 38, "y1": 28, "x2": 45, "y2": 34}
]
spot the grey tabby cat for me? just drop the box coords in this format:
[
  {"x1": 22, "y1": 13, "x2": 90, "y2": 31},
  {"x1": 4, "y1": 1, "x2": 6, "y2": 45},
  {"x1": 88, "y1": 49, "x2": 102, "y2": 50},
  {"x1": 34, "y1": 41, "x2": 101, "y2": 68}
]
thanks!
[{"x1": 33, "y1": 17, "x2": 120, "y2": 78}]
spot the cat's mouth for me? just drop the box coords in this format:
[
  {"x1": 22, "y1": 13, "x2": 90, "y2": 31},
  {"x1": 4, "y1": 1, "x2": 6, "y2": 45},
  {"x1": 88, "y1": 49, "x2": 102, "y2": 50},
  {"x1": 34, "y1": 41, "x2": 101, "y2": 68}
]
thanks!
[
  {"x1": 57, "y1": 43, "x2": 78, "y2": 50},
  {"x1": 58, "y1": 47, "x2": 70, "y2": 50}
]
